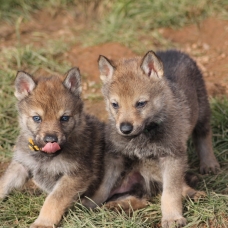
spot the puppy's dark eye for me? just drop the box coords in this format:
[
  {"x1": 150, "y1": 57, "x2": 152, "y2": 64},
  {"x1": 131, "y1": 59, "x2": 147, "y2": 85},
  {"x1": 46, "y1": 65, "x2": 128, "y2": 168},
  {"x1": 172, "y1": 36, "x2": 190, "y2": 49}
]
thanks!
[
  {"x1": 60, "y1": 116, "x2": 70, "y2": 122},
  {"x1": 32, "y1": 116, "x2": 41, "y2": 123},
  {"x1": 111, "y1": 102, "x2": 119, "y2": 109},
  {"x1": 136, "y1": 101, "x2": 147, "y2": 108}
]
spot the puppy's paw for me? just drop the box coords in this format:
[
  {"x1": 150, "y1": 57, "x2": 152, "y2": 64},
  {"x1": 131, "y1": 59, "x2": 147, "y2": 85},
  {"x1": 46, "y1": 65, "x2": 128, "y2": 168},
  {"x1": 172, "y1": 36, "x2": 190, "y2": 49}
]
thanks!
[
  {"x1": 185, "y1": 188, "x2": 206, "y2": 202},
  {"x1": 0, "y1": 192, "x2": 5, "y2": 200},
  {"x1": 105, "y1": 195, "x2": 148, "y2": 213},
  {"x1": 81, "y1": 197, "x2": 97, "y2": 209},
  {"x1": 200, "y1": 158, "x2": 220, "y2": 174},
  {"x1": 191, "y1": 191, "x2": 206, "y2": 201},
  {"x1": 0, "y1": 185, "x2": 7, "y2": 199},
  {"x1": 30, "y1": 223, "x2": 54, "y2": 228},
  {"x1": 105, "y1": 201, "x2": 121, "y2": 211},
  {"x1": 30, "y1": 219, "x2": 57, "y2": 228},
  {"x1": 162, "y1": 216, "x2": 186, "y2": 228}
]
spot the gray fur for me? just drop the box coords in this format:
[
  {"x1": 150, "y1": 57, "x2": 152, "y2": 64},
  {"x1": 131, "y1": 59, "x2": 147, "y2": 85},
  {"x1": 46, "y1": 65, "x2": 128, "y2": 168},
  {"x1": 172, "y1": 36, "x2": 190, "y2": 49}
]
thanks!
[{"x1": 97, "y1": 50, "x2": 219, "y2": 228}]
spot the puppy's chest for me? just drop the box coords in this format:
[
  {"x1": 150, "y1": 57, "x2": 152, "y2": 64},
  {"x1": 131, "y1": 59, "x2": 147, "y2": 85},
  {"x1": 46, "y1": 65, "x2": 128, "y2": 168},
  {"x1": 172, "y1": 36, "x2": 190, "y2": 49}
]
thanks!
[
  {"x1": 27, "y1": 157, "x2": 66, "y2": 192},
  {"x1": 15, "y1": 151, "x2": 75, "y2": 193},
  {"x1": 120, "y1": 138, "x2": 169, "y2": 159},
  {"x1": 31, "y1": 166, "x2": 63, "y2": 193}
]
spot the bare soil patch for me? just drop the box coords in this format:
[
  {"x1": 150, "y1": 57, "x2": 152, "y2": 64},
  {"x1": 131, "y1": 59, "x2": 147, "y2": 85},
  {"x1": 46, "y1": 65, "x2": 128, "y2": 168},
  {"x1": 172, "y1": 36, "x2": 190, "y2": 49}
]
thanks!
[
  {"x1": 67, "y1": 42, "x2": 135, "y2": 120},
  {"x1": 0, "y1": 13, "x2": 227, "y2": 118},
  {"x1": 67, "y1": 42, "x2": 135, "y2": 82},
  {"x1": 162, "y1": 17, "x2": 228, "y2": 96}
]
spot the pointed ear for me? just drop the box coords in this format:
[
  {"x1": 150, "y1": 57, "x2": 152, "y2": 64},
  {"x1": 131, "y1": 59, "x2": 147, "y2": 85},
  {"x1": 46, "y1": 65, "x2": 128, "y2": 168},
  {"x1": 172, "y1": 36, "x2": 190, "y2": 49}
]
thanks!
[
  {"x1": 98, "y1": 55, "x2": 115, "y2": 83},
  {"x1": 63, "y1": 67, "x2": 81, "y2": 96},
  {"x1": 14, "y1": 71, "x2": 36, "y2": 100},
  {"x1": 141, "y1": 51, "x2": 164, "y2": 79}
]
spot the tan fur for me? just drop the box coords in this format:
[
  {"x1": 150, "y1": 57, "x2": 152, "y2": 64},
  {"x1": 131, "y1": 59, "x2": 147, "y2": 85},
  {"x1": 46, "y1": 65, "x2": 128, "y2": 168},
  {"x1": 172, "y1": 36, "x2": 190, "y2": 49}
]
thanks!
[
  {"x1": 0, "y1": 68, "x2": 105, "y2": 227},
  {"x1": 181, "y1": 182, "x2": 206, "y2": 200},
  {"x1": 31, "y1": 176, "x2": 88, "y2": 228},
  {"x1": 105, "y1": 195, "x2": 148, "y2": 213}
]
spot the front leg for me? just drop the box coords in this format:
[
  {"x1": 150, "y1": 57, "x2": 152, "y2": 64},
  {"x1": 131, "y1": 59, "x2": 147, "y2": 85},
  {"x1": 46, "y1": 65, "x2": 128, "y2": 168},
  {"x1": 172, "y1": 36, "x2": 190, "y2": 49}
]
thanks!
[
  {"x1": 30, "y1": 175, "x2": 89, "y2": 228},
  {"x1": 160, "y1": 156, "x2": 187, "y2": 228},
  {"x1": 0, "y1": 160, "x2": 29, "y2": 199}
]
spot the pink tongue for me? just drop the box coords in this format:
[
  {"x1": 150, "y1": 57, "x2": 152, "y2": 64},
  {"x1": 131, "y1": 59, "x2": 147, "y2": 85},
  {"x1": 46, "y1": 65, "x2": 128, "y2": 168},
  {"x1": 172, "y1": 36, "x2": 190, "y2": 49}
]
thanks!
[{"x1": 41, "y1": 142, "x2": 61, "y2": 153}]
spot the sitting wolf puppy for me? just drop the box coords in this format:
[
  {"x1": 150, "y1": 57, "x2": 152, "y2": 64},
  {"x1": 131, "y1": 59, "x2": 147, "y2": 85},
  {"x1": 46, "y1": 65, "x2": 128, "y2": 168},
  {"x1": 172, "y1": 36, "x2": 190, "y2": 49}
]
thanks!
[
  {"x1": 89, "y1": 50, "x2": 220, "y2": 227},
  {"x1": 0, "y1": 68, "x2": 105, "y2": 227}
]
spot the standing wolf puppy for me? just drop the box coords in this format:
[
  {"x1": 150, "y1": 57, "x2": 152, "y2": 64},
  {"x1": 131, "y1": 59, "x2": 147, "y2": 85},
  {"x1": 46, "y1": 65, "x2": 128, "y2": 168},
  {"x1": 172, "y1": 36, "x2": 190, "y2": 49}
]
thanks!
[
  {"x1": 96, "y1": 50, "x2": 220, "y2": 227},
  {"x1": 0, "y1": 68, "x2": 105, "y2": 227}
]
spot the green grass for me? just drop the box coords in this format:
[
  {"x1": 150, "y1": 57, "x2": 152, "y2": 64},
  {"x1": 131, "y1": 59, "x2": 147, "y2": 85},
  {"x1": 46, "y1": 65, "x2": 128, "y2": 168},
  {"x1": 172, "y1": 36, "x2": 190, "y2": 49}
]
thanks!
[
  {"x1": 0, "y1": 191, "x2": 44, "y2": 227},
  {"x1": 0, "y1": 0, "x2": 76, "y2": 22},
  {"x1": 0, "y1": 71, "x2": 227, "y2": 226},
  {"x1": 0, "y1": 0, "x2": 227, "y2": 227},
  {"x1": 80, "y1": 0, "x2": 228, "y2": 52},
  {"x1": 63, "y1": 204, "x2": 159, "y2": 228},
  {"x1": 1, "y1": 0, "x2": 228, "y2": 51}
]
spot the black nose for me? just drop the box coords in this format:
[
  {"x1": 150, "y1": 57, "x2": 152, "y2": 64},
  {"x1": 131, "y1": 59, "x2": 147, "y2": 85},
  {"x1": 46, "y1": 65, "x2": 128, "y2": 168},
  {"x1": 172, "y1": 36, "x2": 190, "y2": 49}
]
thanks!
[
  {"x1": 120, "y1": 122, "x2": 133, "y2": 134},
  {"x1": 43, "y1": 135, "x2": 58, "y2": 143}
]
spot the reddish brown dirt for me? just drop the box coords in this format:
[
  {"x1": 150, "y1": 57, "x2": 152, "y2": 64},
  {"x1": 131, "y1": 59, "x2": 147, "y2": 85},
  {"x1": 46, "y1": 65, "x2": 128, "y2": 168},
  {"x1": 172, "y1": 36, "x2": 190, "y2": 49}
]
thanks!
[
  {"x1": 67, "y1": 42, "x2": 135, "y2": 82},
  {"x1": 0, "y1": 10, "x2": 78, "y2": 48},
  {"x1": 0, "y1": 11, "x2": 227, "y2": 120},
  {"x1": 66, "y1": 42, "x2": 135, "y2": 120},
  {"x1": 162, "y1": 17, "x2": 228, "y2": 96}
]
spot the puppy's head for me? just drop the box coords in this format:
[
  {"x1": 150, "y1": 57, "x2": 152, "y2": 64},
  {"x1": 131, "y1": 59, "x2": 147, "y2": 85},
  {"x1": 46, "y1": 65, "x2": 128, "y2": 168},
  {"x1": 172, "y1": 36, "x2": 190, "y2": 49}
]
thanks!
[
  {"x1": 15, "y1": 68, "x2": 83, "y2": 153},
  {"x1": 98, "y1": 51, "x2": 168, "y2": 137}
]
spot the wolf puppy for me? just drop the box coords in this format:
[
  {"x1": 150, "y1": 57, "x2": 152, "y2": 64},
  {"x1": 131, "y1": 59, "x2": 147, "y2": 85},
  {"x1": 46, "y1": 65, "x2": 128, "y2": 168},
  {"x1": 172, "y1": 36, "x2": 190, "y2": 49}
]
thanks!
[
  {"x1": 97, "y1": 50, "x2": 220, "y2": 227},
  {"x1": 0, "y1": 68, "x2": 105, "y2": 227}
]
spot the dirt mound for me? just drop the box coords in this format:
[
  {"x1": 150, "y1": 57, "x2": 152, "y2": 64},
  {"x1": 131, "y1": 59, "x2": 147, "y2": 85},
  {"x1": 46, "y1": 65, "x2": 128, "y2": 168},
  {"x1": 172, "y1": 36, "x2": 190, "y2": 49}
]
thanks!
[
  {"x1": 1, "y1": 13, "x2": 227, "y2": 120},
  {"x1": 67, "y1": 42, "x2": 135, "y2": 82},
  {"x1": 162, "y1": 17, "x2": 228, "y2": 96}
]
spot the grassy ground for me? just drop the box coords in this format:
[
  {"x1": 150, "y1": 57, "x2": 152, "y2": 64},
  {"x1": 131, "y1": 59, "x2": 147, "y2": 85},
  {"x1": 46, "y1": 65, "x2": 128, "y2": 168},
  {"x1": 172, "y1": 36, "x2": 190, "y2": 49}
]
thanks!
[
  {"x1": 0, "y1": 0, "x2": 228, "y2": 227},
  {"x1": 80, "y1": 0, "x2": 228, "y2": 52}
]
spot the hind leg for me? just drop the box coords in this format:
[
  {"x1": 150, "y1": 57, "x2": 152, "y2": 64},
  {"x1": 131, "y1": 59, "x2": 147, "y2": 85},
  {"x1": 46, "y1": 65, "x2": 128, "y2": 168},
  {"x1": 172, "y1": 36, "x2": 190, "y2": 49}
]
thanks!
[
  {"x1": 101, "y1": 161, "x2": 148, "y2": 213},
  {"x1": 193, "y1": 84, "x2": 220, "y2": 174},
  {"x1": 105, "y1": 195, "x2": 148, "y2": 213},
  {"x1": 182, "y1": 182, "x2": 206, "y2": 201},
  {"x1": 193, "y1": 79, "x2": 220, "y2": 174},
  {"x1": 193, "y1": 127, "x2": 220, "y2": 174}
]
